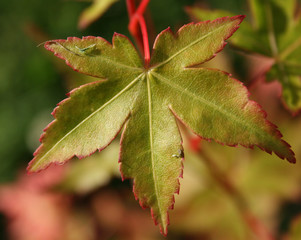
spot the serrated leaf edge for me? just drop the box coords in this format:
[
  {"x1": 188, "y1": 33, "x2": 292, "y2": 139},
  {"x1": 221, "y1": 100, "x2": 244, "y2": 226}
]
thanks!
[
  {"x1": 118, "y1": 116, "x2": 184, "y2": 236},
  {"x1": 150, "y1": 15, "x2": 245, "y2": 69},
  {"x1": 44, "y1": 34, "x2": 142, "y2": 78},
  {"x1": 27, "y1": 73, "x2": 144, "y2": 173},
  {"x1": 167, "y1": 69, "x2": 295, "y2": 163}
]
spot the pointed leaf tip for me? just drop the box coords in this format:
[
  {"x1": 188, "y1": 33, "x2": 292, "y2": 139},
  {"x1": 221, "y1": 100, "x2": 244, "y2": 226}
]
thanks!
[{"x1": 150, "y1": 15, "x2": 246, "y2": 69}]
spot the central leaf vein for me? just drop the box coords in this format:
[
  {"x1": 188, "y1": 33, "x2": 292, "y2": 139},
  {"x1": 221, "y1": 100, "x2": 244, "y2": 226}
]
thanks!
[{"x1": 146, "y1": 74, "x2": 163, "y2": 220}]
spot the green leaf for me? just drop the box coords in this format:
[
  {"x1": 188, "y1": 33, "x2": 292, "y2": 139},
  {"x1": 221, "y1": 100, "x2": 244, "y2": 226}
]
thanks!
[
  {"x1": 267, "y1": 65, "x2": 301, "y2": 112},
  {"x1": 78, "y1": 0, "x2": 119, "y2": 29},
  {"x1": 188, "y1": 0, "x2": 301, "y2": 114},
  {"x1": 28, "y1": 16, "x2": 295, "y2": 235},
  {"x1": 249, "y1": 0, "x2": 295, "y2": 34},
  {"x1": 186, "y1": 8, "x2": 268, "y2": 55}
]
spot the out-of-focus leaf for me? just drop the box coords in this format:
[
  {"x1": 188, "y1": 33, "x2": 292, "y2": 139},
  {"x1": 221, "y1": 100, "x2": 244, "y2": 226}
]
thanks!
[
  {"x1": 64, "y1": 210, "x2": 96, "y2": 240},
  {"x1": 78, "y1": 0, "x2": 119, "y2": 29},
  {"x1": 286, "y1": 215, "x2": 301, "y2": 240},
  {"x1": 0, "y1": 166, "x2": 69, "y2": 240},
  {"x1": 0, "y1": 165, "x2": 97, "y2": 240},
  {"x1": 188, "y1": 0, "x2": 301, "y2": 114},
  {"x1": 58, "y1": 141, "x2": 120, "y2": 194},
  {"x1": 171, "y1": 127, "x2": 301, "y2": 239},
  {"x1": 27, "y1": 16, "x2": 296, "y2": 235},
  {"x1": 172, "y1": 187, "x2": 249, "y2": 240}
]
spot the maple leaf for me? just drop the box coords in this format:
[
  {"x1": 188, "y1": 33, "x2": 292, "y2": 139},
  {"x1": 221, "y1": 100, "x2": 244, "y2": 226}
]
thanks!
[
  {"x1": 78, "y1": 0, "x2": 118, "y2": 29},
  {"x1": 28, "y1": 16, "x2": 295, "y2": 235},
  {"x1": 187, "y1": 0, "x2": 301, "y2": 114}
]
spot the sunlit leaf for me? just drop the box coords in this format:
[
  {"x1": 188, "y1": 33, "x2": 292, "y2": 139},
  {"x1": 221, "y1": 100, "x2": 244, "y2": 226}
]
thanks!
[{"x1": 28, "y1": 16, "x2": 295, "y2": 235}]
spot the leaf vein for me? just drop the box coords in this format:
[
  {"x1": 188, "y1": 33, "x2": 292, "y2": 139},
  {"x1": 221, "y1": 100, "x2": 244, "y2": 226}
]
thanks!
[
  {"x1": 152, "y1": 71, "x2": 269, "y2": 141},
  {"x1": 146, "y1": 74, "x2": 163, "y2": 221},
  {"x1": 152, "y1": 24, "x2": 228, "y2": 69},
  {"x1": 35, "y1": 73, "x2": 144, "y2": 167},
  {"x1": 51, "y1": 41, "x2": 142, "y2": 71}
]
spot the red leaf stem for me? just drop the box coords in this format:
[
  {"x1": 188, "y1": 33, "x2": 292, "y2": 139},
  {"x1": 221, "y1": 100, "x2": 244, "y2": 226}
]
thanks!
[
  {"x1": 137, "y1": 14, "x2": 150, "y2": 66},
  {"x1": 129, "y1": 0, "x2": 150, "y2": 35},
  {"x1": 126, "y1": 0, "x2": 136, "y2": 18},
  {"x1": 126, "y1": 0, "x2": 150, "y2": 66},
  {"x1": 126, "y1": 0, "x2": 143, "y2": 53},
  {"x1": 189, "y1": 136, "x2": 202, "y2": 152}
]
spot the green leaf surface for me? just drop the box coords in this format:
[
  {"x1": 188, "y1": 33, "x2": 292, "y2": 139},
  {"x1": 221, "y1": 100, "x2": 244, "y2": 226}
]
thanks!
[
  {"x1": 28, "y1": 16, "x2": 295, "y2": 235},
  {"x1": 186, "y1": 8, "x2": 268, "y2": 55},
  {"x1": 78, "y1": 0, "x2": 119, "y2": 29},
  {"x1": 188, "y1": 0, "x2": 301, "y2": 114}
]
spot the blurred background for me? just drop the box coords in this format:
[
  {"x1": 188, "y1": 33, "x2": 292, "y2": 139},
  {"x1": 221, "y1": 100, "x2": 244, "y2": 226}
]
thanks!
[{"x1": 0, "y1": 0, "x2": 301, "y2": 239}]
